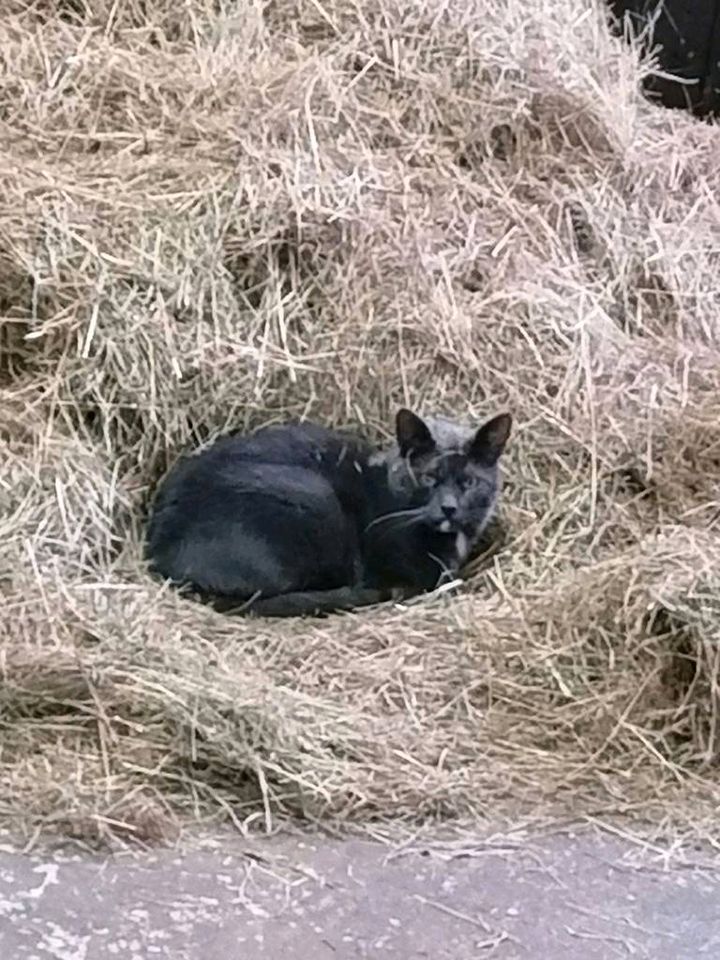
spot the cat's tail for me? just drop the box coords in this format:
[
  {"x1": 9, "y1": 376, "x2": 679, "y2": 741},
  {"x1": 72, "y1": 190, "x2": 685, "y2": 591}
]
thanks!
[{"x1": 215, "y1": 586, "x2": 398, "y2": 618}]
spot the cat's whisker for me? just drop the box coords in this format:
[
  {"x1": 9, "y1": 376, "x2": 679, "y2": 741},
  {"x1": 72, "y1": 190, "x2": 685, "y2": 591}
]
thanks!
[
  {"x1": 365, "y1": 515, "x2": 427, "y2": 549},
  {"x1": 368, "y1": 521, "x2": 414, "y2": 543},
  {"x1": 364, "y1": 508, "x2": 424, "y2": 534}
]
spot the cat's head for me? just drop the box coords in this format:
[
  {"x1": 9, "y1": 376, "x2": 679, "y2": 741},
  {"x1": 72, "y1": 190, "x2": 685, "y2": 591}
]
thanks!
[{"x1": 386, "y1": 408, "x2": 512, "y2": 538}]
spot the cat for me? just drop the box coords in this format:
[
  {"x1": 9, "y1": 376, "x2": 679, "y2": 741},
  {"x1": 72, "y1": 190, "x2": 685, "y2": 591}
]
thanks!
[{"x1": 146, "y1": 408, "x2": 511, "y2": 617}]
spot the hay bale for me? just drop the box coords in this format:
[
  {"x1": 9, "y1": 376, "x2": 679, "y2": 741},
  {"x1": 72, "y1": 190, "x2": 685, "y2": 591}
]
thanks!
[{"x1": 1, "y1": 0, "x2": 719, "y2": 846}]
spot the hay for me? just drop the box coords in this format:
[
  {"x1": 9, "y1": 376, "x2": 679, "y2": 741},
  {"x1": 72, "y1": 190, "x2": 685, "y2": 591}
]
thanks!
[{"x1": 1, "y1": 0, "x2": 720, "y2": 848}]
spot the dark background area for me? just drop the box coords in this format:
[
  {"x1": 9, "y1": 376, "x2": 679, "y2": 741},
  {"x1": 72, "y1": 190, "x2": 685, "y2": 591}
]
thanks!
[{"x1": 609, "y1": 0, "x2": 720, "y2": 115}]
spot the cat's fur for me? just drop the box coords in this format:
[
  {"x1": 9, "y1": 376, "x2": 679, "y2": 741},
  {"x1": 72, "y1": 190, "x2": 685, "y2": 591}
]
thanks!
[{"x1": 146, "y1": 408, "x2": 511, "y2": 617}]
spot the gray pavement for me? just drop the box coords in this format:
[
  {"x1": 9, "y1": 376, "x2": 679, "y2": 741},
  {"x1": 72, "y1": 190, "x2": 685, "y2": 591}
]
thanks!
[{"x1": 0, "y1": 827, "x2": 717, "y2": 958}]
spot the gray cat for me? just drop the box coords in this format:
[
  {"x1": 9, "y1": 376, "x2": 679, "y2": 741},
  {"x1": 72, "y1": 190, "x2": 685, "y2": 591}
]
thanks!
[{"x1": 147, "y1": 408, "x2": 511, "y2": 617}]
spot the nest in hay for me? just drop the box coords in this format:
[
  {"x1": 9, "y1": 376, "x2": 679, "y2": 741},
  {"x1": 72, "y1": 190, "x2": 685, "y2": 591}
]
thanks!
[{"x1": 1, "y1": 0, "x2": 719, "y2": 847}]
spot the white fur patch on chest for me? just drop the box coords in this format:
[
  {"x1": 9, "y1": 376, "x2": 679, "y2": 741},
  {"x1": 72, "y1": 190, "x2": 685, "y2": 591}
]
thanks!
[{"x1": 455, "y1": 531, "x2": 469, "y2": 563}]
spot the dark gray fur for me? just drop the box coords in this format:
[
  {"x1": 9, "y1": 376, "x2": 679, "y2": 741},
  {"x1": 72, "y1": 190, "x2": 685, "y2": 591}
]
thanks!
[{"x1": 146, "y1": 409, "x2": 511, "y2": 617}]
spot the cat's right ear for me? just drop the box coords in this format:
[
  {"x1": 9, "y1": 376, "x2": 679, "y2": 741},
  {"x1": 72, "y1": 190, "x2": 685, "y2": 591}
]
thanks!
[{"x1": 395, "y1": 409, "x2": 436, "y2": 458}]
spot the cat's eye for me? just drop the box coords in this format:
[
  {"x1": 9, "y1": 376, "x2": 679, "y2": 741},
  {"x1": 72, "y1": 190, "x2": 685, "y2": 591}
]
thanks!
[
  {"x1": 420, "y1": 474, "x2": 436, "y2": 488},
  {"x1": 460, "y1": 476, "x2": 478, "y2": 491}
]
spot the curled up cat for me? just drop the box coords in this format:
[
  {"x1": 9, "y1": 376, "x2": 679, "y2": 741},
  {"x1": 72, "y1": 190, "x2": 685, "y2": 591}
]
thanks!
[{"x1": 146, "y1": 408, "x2": 512, "y2": 618}]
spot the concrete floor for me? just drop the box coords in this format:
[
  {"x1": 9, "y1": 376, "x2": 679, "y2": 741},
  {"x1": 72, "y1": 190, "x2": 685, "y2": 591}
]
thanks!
[{"x1": 0, "y1": 827, "x2": 718, "y2": 959}]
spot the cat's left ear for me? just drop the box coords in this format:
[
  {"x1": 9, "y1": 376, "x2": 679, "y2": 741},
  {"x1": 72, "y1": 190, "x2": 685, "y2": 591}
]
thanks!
[{"x1": 468, "y1": 413, "x2": 512, "y2": 465}]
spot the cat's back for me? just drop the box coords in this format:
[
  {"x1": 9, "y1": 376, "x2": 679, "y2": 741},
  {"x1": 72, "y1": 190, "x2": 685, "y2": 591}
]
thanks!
[
  {"x1": 167, "y1": 422, "x2": 366, "y2": 484},
  {"x1": 147, "y1": 421, "x2": 369, "y2": 596},
  {"x1": 151, "y1": 420, "x2": 371, "y2": 516},
  {"x1": 209, "y1": 421, "x2": 364, "y2": 469}
]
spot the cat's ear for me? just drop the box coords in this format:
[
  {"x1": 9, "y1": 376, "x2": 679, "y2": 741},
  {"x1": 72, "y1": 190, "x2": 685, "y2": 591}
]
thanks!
[
  {"x1": 468, "y1": 412, "x2": 512, "y2": 465},
  {"x1": 395, "y1": 409, "x2": 436, "y2": 458}
]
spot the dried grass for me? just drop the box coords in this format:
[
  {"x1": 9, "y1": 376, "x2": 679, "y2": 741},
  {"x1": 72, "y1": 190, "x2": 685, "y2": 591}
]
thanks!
[{"x1": 1, "y1": 0, "x2": 720, "y2": 848}]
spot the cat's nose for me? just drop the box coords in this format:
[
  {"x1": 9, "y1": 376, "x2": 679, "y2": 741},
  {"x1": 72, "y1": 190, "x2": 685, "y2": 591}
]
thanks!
[{"x1": 441, "y1": 503, "x2": 457, "y2": 519}]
